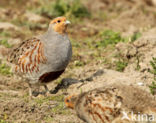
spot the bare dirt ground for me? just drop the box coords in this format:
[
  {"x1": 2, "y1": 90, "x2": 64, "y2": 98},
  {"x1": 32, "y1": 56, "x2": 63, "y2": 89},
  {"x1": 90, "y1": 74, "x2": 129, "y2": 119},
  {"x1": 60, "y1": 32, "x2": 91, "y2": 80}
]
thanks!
[{"x1": 0, "y1": 0, "x2": 156, "y2": 123}]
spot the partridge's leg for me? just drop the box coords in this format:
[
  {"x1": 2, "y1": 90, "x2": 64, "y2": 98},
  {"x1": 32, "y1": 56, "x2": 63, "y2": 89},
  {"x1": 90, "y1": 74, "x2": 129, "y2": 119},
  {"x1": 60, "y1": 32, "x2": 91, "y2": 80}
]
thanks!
[
  {"x1": 32, "y1": 83, "x2": 40, "y2": 97},
  {"x1": 44, "y1": 84, "x2": 49, "y2": 93},
  {"x1": 42, "y1": 84, "x2": 52, "y2": 96},
  {"x1": 28, "y1": 83, "x2": 33, "y2": 97},
  {"x1": 28, "y1": 83, "x2": 40, "y2": 97}
]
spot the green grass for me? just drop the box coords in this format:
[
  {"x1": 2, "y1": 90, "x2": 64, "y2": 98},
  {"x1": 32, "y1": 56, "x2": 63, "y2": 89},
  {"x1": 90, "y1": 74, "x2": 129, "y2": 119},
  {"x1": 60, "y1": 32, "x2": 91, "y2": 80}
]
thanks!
[
  {"x1": 0, "y1": 119, "x2": 8, "y2": 123},
  {"x1": 51, "y1": 101, "x2": 71, "y2": 115},
  {"x1": 0, "y1": 114, "x2": 8, "y2": 123},
  {"x1": 0, "y1": 31, "x2": 11, "y2": 38},
  {"x1": 0, "y1": 39, "x2": 12, "y2": 48},
  {"x1": 149, "y1": 57, "x2": 156, "y2": 95},
  {"x1": 0, "y1": 60, "x2": 12, "y2": 75},
  {"x1": 11, "y1": 19, "x2": 45, "y2": 30},
  {"x1": 34, "y1": 95, "x2": 64, "y2": 105},
  {"x1": 30, "y1": 0, "x2": 90, "y2": 19},
  {"x1": 130, "y1": 32, "x2": 141, "y2": 42},
  {"x1": 51, "y1": 102, "x2": 65, "y2": 114},
  {"x1": 44, "y1": 116, "x2": 54, "y2": 122},
  {"x1": 115, "y1": 60, "x2": 128, "y2": 72},
  {"x1": 149, "y1": 82, "x2": 156, "y2": 95},
  {"x1": 34, "y1": 95, "x2": 70, "y2": 115},
  {"x1": 74, "y1": 60, "x2": 85, "y2": 67},
  {"x1": 94, "y1": 30, "x2": 141, "y2": 71},
  {"x1": 149, "y1": 57, "x2": 156, "y2": 75},
  {"x1": 71, "y1": 39, "x2": 81, "y2": 48},
  {"x1": 96, "y1": 30, "x2": 141, "y2": 48},
  {"x1": 96, "y1": 30, "x2": 126, "y2": 48},
  {"x1": 136, "y1": 56, "x2": 141, "y2": 71}
]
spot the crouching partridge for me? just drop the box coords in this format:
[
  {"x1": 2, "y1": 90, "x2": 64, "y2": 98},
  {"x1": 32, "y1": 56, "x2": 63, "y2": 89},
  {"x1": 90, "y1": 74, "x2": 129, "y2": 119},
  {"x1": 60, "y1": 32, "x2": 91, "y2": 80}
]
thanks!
[
  {"x1": 65, "y1": 84, "x2": 156, "y2": 123},
  {"x1": 8, "y1": 17, "x2": 72, "y2": 97}
]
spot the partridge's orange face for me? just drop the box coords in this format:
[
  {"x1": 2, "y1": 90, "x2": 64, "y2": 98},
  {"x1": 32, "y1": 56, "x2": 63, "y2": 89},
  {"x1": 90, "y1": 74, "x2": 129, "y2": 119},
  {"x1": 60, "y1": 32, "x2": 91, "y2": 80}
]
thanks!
[
  {"x1": 50, "y1": 17, "x2": 70, "y2": 34},
  {"x1": 64, "y1": 95, "x2": 77, "y2": 109}
]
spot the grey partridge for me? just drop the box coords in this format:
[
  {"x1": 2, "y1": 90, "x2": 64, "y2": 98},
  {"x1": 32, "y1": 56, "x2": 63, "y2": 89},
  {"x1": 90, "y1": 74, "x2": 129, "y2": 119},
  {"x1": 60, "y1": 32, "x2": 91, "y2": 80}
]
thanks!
[
  {"x1": 8, "y1": 17, "x2": 72, "y2": 97},
  {"x1": 65, "y1": 84, "x2": 156, "y2": 123}
]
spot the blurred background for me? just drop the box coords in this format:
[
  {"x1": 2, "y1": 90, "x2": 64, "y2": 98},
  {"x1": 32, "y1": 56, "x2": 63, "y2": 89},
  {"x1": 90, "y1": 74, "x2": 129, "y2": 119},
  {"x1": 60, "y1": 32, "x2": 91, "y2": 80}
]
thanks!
[{"x1": 0, "y1": 0, "x2": 156, "y2": 122}]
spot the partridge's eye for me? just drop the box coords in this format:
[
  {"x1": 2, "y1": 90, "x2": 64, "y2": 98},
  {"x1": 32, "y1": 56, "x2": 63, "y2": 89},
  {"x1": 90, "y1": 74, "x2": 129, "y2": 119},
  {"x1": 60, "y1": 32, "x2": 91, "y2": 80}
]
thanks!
[{"x1": 57, "y1": 20, "x2": 61, "y2": 23}]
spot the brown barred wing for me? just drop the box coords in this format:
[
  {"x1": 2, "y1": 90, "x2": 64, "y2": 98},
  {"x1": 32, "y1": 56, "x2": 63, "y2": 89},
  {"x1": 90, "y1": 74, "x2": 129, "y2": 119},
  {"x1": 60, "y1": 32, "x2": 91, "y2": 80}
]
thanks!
[
  {"x1": 8, "y1": 38, "x2": 47, "y2": 73},
  {"x1": 8, "y1": 38, "x2": 37, "y2": 64}
]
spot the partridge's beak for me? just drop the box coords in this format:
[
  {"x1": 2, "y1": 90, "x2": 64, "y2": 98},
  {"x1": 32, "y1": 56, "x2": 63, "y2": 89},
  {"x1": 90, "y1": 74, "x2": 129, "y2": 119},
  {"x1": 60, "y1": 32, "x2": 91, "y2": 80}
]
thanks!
[{"x1": 65, "y1": 20, "x2": 71, "y2": 25}]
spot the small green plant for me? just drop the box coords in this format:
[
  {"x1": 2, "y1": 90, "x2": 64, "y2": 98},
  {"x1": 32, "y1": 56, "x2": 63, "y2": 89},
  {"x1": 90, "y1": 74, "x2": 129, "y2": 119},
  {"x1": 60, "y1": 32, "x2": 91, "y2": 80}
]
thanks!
[
  {"x1": 51, "y1": 101, "x2": 71, "y2": 115},
  {"x1": 135, "y1": 55, "x2": 141, "y2": 71},
  {"x1": 96, "y1": 30, "x2": 125, "y2": 48},
  {"x1": 0, "y1": 119, "x2": 8, "y2": 123},
  {"x1": 51, "y1": 102, "x2": 64, "y2": 113},
  {"x1": 0, "y1": 39, "x2": 12, "y2": 48},
  {"x1": 130, "y1": 32, "x2": 141, "y2": 42},
  {"x1": 149, "y1": 57, "x2": 156, "y2": 95},
  {"x1": 50, "y1": 95, "x2": 64, "y2": 101},
  {"x1": 115, "y1": 60, "x2": 128, "y2": 72},
  {"x1": 150, "y1": 57, "x2": 156, "y2": 75},
  {"x1": 80, "y1": 88, "x2": 83, "y2": 94},
  {"x1": 0, "y1": 59, "x2": 12, "y2": 75},
  {"x1": 0, "y1": 60, "x2": 12, "y2": 76},
  {"x1": 69, "y1": 0, "x2": 90, "y2": 18},
  {"x1": 149, "y1": 82, "x2": 156, "y2": 95},
  {"x1": 0, "y1": 31, "x2": 11, "y2": 38},
  {"x1": 74, "y1": 60, "x2": 85, "y2": 67},
  {"x1": 71, "y1": 39, "x2": 80, "y2": 48},
  {"x1": 32, "y1": 0, "x2": 90, "y2": 19},
  {"x1": 0, "y1": 63, "x2": 12, "y2": 75},
  {"x1": 44, "y1": 116, "x2": 54, "y2": 122},
  {"x1": 34, "y1": 95, "x2": 64, "y2": 105}
]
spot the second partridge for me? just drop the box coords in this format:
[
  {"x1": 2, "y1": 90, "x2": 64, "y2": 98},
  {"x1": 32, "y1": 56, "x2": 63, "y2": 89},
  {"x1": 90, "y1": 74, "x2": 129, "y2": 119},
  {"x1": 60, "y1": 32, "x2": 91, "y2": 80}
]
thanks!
[{"x1": 65, "y1": 84, "x2": 156, "y2": 123}]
